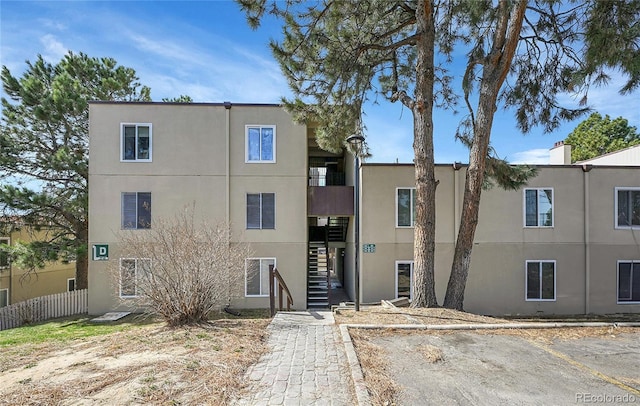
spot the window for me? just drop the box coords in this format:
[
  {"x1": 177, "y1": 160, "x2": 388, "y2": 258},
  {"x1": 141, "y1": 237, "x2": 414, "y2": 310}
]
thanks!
[
  {"x1": 526, "y1": 260, "x2": 556, "y2": 301},
  {"x1": 396, "y1": 188, "x2": 416, "y2": 227},
  {"x1": 245, "y1": 258, "x2": 275, "y2": 297},
  {"x1": 0, "y1": 237, "x2": 9, "y2": 269},
  {"x1": 246, "y1": 125, "x2": 275, "y2": 163},
  {"x1": 119, "y1": 258, "x2": 151, "y2": 298},
  {"x1": 396, "y1": 261, "x2": 413, "y2": 300},
  {"x1": 67, "y1": 278, "x2": 76, "y2": 292},
  {"x1": 618, "y1": 261, "x2": 640, "y2": 303},
  {"x1": 121, "y1": 123, "x2": 152, "y2": 161},
  {"x1": 122, "y1": 192, "x2": 152, "y2": 229},
  {"x1": 524, "y1": 188, "x2": 553, "y2": 227},
  {"x1": 247, "y1": 193, "x2": 275, "y2": 229},
  {"x1": 615, "y1": 188, "x2": 640, "y2": 228},
  {"x1": 0, "y1": 289, "x2": 7, "y2": 307}
]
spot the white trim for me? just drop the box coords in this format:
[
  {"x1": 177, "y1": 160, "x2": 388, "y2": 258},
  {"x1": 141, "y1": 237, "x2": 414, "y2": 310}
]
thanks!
[
  {"x1": 617, "y1": 260, "x2": 640, "y2": 304},
  {"x1": 120, "y1": 123, "x2": 153, "y2": 162},
  {"x1": 0, "y1": 288, "x2": 8, "y2": 307},
  {"x1": 395, "y1": 260, "x2": 414, "y2": 300},
  {"x1": 614, "y1": 187, "x2": 640, "y2": 229},
  {"x1": 525, "y1": 260, "x2": 556, "y2": 301},
  {"x1": 395, "y1": 187, "x2": 416, "y2": 228},
  {"x1": 523, "y1": 188, "x2": 554, "y2": 228},
  {"x1": 245, "y1": 257, "x2": 276, "y2": 297},
  {"x1": 245, "y1": 125, "x2": 276, "y2": 163},
  {"x1": 0, "y1": 237, "x2": 9, "y2": 269}
]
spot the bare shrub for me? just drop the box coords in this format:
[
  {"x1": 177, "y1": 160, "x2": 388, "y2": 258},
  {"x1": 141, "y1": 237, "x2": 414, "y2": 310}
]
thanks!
[{"x1": 112, "y1": 208, "x2": 251, "y2": 326}]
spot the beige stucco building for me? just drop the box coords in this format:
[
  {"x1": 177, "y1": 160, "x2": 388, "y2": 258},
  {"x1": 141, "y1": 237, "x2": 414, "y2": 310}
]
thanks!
[
  {"x1": 0, "y1": 225, "x2": 76, "y2": 307},
  {"x1": 88, "y1": 102, "x2": 639, "y2": 316}
]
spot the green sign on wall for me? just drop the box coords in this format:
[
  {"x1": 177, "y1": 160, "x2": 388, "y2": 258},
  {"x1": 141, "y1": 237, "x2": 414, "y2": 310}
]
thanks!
[
  {"x1": 363, "y1": 243, "x2": 376, "y2": 253},
  {"x1": 92, "y1": 244, "x2": 109, "y2": 261}
]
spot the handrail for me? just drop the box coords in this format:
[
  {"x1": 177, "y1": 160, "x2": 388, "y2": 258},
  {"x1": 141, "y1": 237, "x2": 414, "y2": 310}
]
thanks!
[{"x1": 269, "y1": 265, "x2": 294, "y2": 317}]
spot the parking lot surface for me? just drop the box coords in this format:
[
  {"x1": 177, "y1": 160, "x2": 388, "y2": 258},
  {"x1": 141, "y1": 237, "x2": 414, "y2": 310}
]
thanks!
[{"x1": 370, "y1": 331, "x2": 639, "y2": 405}]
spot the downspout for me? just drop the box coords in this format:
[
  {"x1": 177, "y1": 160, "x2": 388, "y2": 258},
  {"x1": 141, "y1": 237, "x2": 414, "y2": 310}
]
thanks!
[
  {"x1": 582, "y1": 164, "x2": 592, "y2": 314},
  {"x1": 453, "y1": 163, "x2": 462, "y2": 242},
  {"x1": 224, "y1": 102, "x2": 232, "y2": 230}
]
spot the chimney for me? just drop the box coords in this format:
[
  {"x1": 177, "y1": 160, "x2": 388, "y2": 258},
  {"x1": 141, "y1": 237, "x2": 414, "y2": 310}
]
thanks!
[{"x1": 549, "y1": 141, "x2": 572, "y2": 164}]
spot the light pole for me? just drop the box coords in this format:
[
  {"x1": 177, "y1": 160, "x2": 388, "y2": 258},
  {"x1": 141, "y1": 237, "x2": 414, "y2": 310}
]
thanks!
[{"x1": 346, "y1": 133, "x2": 364, "y2": 311}]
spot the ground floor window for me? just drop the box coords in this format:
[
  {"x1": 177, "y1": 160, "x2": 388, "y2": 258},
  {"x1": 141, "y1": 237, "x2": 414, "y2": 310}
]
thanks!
[
  {"x1": 0, "y1": 288, "x2": 8, "y2": 307},
  {"x1": 396, "y1": 261, "x2": 413, "y2": 300},
  {"x1": 119, "y1": 258, "x2": 151, "y2": 298},
  {"x1": 245, "y1": 258, "x2": 275, "y2": 297},
  {"x1": 526, "y1": 260, "x2": 556, "y2": 301},
  {"x1": 67, "y1": 278, "x2": 76, "y2": 292},
  {"x1": 618, "y1": 261, "x2": 640, "y2": 303}
]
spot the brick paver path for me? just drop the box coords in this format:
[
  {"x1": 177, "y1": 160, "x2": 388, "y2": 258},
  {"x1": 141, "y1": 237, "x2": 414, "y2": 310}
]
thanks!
[{"x1": 236, "y1": 311, "x2": 353, "y2": 405}]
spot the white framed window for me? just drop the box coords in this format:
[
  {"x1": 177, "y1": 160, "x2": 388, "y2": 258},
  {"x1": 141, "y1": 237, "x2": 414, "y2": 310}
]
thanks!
[
  {"x1": 615, "y1": 188, "x2": 640, "y2": 229},
  {"x1": 67, "y1": 278, "x2": 76, "y2": 292},
  {"x1": 395, "y1": 261, "x2": 413, "y2": 300},
  {"x1": 396, "y1": 188, "x2": 416, "y2": 228},
  {"x1": 245, "y1": 125, "x2": 276, "y2": 163},
  {"x1": 0, "y1": 288, "x2": 8, "y2": 307},
  {"x1": 245, "y1": 258, "x2": 275, "y2": 297},
  {"x1": 524, "y1": 188, "x2": 554, "y2": 227},
  {"x1": 525, "y1": 260, "x2": 556, "y2": 301},
  {"x1": 617, "y1": 261, "x2": 640, "y2": 303},
  {"x1": 119, "y1": 258, "x2": 151, "y2": 298},
  {"x1": 122, "y1": 192, "x2": 152, "y2": 229},
  {"x1": 247, "y1": 193, "x2": 275, "y2": 229},
  {"x1": 121, "y1": 123, "x2": 152, "y2": 162},
  {"x1": 0, "y1": 237, "x2": 9, "y2": 269}
]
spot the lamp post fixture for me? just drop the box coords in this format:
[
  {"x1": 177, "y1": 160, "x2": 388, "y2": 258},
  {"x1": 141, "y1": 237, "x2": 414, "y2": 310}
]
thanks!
[{"x1": 346, "y1": 133, "x2": 365, "y2": 312}]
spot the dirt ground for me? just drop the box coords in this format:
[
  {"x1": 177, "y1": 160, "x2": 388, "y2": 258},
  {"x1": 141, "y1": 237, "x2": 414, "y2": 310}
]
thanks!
[{"x1": 0, "y1": 318, "x2": 270, "y2": 405}]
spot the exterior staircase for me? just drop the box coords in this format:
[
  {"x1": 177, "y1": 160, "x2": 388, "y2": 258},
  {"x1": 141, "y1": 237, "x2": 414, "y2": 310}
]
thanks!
[{"x1": 307, "y1": 241, "x2": 329, "y2": 308}]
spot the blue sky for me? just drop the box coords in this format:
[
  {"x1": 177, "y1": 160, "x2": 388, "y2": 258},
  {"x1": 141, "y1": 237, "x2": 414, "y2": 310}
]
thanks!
[{"x1": 1, "y1": 0, "x2": 639, "y2": 164}]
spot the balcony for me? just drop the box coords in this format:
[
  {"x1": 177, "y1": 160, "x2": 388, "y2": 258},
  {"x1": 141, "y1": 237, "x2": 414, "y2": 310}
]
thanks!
[{"x1": 308, "y1": 185, "x2": 353, "y2": 216}]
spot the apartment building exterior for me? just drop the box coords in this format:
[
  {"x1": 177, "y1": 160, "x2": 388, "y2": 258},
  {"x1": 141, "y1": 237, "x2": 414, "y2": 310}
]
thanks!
[
  {"x1": 0, "y1": 223, "x2": 76, "y2": 307},
  {"x1": 88, "y1": 102, "x2": 354, "y2": 315},
  {"x1": 356, "y1": 163, "x2": 640, "y2": 315},
  {"x1": 88, "y1": 102, "x2": 639, "y2": 316}
]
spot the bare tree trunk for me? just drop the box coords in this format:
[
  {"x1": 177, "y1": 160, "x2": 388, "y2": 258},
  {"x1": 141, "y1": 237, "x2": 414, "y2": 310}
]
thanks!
[
  {"x1": 76, "y1": 225, "x2": 88, "y2": 290},
  {"x1": 411, "y1": 0, "x2": 438, "y2": 308},
  {"x1": 443, "y1": 0, "x2": 526, "y2": 310}
]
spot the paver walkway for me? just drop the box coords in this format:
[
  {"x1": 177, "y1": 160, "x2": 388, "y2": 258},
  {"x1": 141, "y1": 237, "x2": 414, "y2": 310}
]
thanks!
[{"x1": 236, "y1": 311, "x2": 354, "y2": 405}]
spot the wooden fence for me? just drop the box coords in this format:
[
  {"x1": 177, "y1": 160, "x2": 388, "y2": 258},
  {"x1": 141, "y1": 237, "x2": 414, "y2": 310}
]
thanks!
[{"x1": 0, "y1": 289, "x2": 88, "y2": 331}]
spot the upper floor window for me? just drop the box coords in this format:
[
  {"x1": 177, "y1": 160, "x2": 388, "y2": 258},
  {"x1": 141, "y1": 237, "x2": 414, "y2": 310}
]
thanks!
[
  {"x1": 119, "y1": 258, "x2": 151, "y2": 298},
  {"x1": 0, "y1": 237, "x2": 9, "y2": 269},
  {"x1": 247, "y1": 193, "x2": 275, "y2": 229},
  {"x1": 245, "y1": 257, "x2": 275, "y2": 297},
  {"x1": 246, "y1": 125, "x2": 275, "y2": 163},
  {"x1": 526, "y1": 260, "x2": 556, "y2": 301},
  {"x1": 524, "y1": 188, "x2": 553, "y2": 227},
  {"x1": 615, "y1": 188, "x2": 640, "y2": 228},
  {"x1": 618, "y1": 261, "x2": 640, "y2": 303},
  {"x1": 121, "y1": 123, "x2": 152, "y2": 162},
  {"x1": 396, "y1": 188, "x2": 416, "y2": 228},
  {"x1": 122, "y1": 192, "x2": 152, "y2": 229}
]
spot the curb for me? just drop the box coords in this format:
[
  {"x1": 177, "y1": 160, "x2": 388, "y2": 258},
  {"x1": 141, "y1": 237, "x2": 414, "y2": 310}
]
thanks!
[{"x1": 339, "y1": 324, "x2": 372, "y2": 406}]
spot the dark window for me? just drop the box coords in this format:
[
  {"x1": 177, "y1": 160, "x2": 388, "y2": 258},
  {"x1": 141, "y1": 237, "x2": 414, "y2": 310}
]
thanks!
[
  {"x1": 247, "y1": 193, "x2": 275, "y2": 229},
  {"x1": 122, "y1": 192, "x2": 151, "y2": 229}
]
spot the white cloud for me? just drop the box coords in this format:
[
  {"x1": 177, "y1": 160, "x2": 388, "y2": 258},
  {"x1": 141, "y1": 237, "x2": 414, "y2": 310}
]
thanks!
[
  {"x1": 40, "y1": 34, "x2": 67, "y2": 62},
  {"x1": 509, "y1": 148, "x2": 550, "y2": 165}
]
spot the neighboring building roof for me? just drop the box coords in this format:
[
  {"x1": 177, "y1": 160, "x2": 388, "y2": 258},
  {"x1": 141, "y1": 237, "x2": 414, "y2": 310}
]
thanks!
[{"x1": 577, "y1": 144, "x2": 640, "y2": 166}]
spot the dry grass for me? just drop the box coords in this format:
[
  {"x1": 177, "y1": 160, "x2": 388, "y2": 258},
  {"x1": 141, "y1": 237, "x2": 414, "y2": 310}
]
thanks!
[
  {"x1": 0, "y1": 317, "x2": 270, "y2": 405},
  {"x1": 334, "y1": 305, "x2": 506, "y2": 326},
  {"x1": 349, "y1": 328, "x2": 400, "y2": 406}
]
